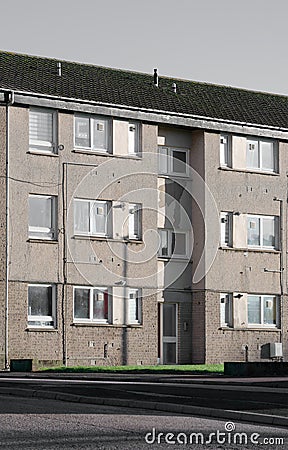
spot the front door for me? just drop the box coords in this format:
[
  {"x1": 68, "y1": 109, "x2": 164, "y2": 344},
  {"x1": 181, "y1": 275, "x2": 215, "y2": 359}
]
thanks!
[{"x1": 162, "y1": 303, "x2": 178, "y2": 364}]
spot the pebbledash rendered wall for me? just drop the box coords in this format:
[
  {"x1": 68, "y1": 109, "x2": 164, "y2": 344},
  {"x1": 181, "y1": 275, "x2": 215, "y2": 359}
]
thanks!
[
  {"x1": 190, "y1": 131, "x2": 288, "y2": 363},
  {"x1": 4, "y1": 105, "x2": 159, "y2": 368}
]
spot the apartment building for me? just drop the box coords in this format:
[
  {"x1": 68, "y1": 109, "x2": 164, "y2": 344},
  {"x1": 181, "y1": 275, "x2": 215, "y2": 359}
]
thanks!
[{"x1": 0, "y1": 51, "x2": 287, "y2": 369}]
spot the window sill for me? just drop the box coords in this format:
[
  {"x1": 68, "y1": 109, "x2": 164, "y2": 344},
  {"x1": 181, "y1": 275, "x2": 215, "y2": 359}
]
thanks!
[
  {"x1": 73, "y1": 235, "x2": 143, "y2": 243},
  {"x1": 71, "y1": 323, "x2": 142, "y2": 328},
  {"x1": 27, "y1": 238, "x2": 58, "y2": 244},
  {"x1": 158, "y1": 174, "x2": 190, "y2": 180},
  {"x1": 27, "y1": 150, "x2": 59, "y2": 157},
  {"x1": 26, "y1": 327, "x2": 58, "y2": 332},
  {"x1": 72, "y1": 149, "x2": 143, "y2": 159},
  {"x1": 218, "y1": 166, "x2": 279, "y2": 176},
  {"x1": 219, "y1": 327, "x2": 280, "y2": 332},
  {"x1": 219, "y1": 246, "x2": 280, "y2": 254},
  {"x1": 158, "y1": 256, "x2": 191, "y2": 262}
]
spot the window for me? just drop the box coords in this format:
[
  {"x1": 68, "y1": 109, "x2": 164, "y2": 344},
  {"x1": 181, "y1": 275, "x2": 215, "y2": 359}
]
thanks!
[
  {"x1": 158, "y1": 147, "x2": 189, "y2": 176},
  {"x1": 220, "y1": 212, "x2": 233, "y2": 247},
  {"x1": 248, "y1": 295, "x2": 279, "y2": 327},
  {"x1": 73, "y1": 287, "x2": 111, "y2": 323},
  {"x1": 247, "y1": 215, "x2": 278, "y2": 249},
  {"x1": 220, "y1": 293, "x2": 233, "y2": 327},
  {"x1": 74, "y1": 115, "x2": 111, "y2": 153},
  {"x1": 28, "y1": 284, "x2": 56, "y2": 328},
  {"x1": 29, "y1": 195, "x2": 57, "y2": 240},
  {"x1": 128, "y1": 122, "x2": 141, "y2": 155},
  {"x1": 246, "y1": 138, "x2": 277, "y2": 172},
  {"x1": 29, "y1": 108, "x2": 57, "y2": 153},
  {"x1": 128, "y1": 289, "x2": 142, "y2": 324},
  {"x1": 74, "y1": 199, "x2": 111, "y2": 237},
  {"x1": 158, "y1": 229, "x2": 188, "y2": 258},
  {"x1": 128, "y1": 203, "x2": 142, "y2": 240},
  {"x1": 220, "y1": 134, "x2": 231, "y2": 167}
]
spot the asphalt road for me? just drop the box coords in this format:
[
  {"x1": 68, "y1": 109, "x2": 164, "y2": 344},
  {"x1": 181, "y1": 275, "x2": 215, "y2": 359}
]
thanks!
[
  {"x1": 0, "y1": 376, "x2": 287, "y2": 415},
  {"x1": 0, "y1": 395, "x2": 287, "y2": 449}
]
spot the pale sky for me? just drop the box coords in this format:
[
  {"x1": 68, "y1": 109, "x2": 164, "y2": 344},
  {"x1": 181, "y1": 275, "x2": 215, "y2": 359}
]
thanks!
[{"x1": 1, "y1": 0, "x2": 287, "y2": 95}]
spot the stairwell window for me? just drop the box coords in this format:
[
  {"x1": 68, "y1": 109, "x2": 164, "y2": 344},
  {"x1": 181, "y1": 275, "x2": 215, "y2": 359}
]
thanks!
[
  {"x1": 158, "y1": 229, "x2": 188, "y2": 258},
  {"x1": 247, "y1": 215, "x2": 278, "y2": 249},
  {"x1": 29, "y1": 108, "x2": 57, "y2": 154},
  {"x1": 74, "y1": 114, "x2": 111, "y2": 153},
  {"x1": 73, "y1": 287, "x2": 111, "y2": 323},
  {"x1": 29, "y1": 195, "x2": 57, "y2": 240},
  {"x1": 248, "y1": 295, "x2": 279, "y2": 327},
  {"x1": 158, "y1": 147, "x2": 189, "y2": 176},
  {"x1": 28, "y1": 284, "x2": 56, "y2": 328},
  {"x1": 74, "y1": 199, "x2": 111, "y2": 237},
  {"x1": 246, "y1": 138, "x2": 277, "y2": 173}
]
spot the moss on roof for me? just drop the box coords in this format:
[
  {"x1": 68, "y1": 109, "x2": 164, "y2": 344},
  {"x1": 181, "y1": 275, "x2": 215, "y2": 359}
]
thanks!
[{"x1": 0, "y1": 51, "x2": 287, "y2": 129}]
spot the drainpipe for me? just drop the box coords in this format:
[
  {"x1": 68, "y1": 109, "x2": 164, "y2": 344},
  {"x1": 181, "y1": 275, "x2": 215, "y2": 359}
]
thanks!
[
  {"x1": 273, "y1": 197, "x2": 284, "y2": 348},
  {"x1": 4, "y1": 91, "x2": 14, "y2": 370}
]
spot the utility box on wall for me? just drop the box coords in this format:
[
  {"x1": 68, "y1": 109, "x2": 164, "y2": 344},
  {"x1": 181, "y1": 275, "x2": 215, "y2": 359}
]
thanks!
[{"x1": 270, "y1": 343, "x2": 283, "y2": 358}]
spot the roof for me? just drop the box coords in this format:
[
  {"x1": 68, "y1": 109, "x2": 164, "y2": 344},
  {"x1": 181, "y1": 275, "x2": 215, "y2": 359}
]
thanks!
[{"x1": 0, "y1": 51, "x2": 287, "y2": 129}]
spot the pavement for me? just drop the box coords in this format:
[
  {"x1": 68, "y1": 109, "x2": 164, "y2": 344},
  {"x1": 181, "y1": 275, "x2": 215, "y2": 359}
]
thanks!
[{"x1": 0, "y1": 372, "x2": 288, "y2": 427}]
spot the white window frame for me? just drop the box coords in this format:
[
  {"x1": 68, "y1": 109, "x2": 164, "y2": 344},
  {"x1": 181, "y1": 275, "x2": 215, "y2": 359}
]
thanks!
[
  {"x1": 247, "y1": 215, "x2": 278, "y2": 250},
  {"x1": 29, "y1": 107, "x2": 57, "y2": 154},
  {"x1": 220, "y1": 134, "x2": 232, "y2": 167},
  {"x1": 73, "y1": 286, "x2": 112, "y2": 324},
  {"x1": 74, "y1": 114, "x2": 111, "y2": 153},
  {"x1": 220, "y1": 293, "x2": 233, "y2": 327},
  {"x1": 28, "y1": 284, "x2": 56, "y2": 328},
  {"x1": 128, "y1": 203, "x2": 142, "y2": 240},
  {"x1": 28, "y1": 194, "x2": 57, "y2": 240},
  {"x1": 74, "y1": 199, "x2": 111, "y2": 237},
  {"x1": 128, "y1": 121, "x2": 141, "y2": 156},
  {"x1": 220, "y1": 212, "x2": 233, "y2": 247},
  {"x1": 158, "y1": 229, "x2": 189, "y2": 259},
  {"x1": 246, "y1": 138, "x2": 278, "y2": 173},
  {"x1": 127, "y1": 288, "x2": 142, "y2": 324},
  {"x1": 247, "y1": 295, "x2": 280, "y2": 328},
  {"x1": 158, "y1": 147, "x2": 189, "y2": 177}
]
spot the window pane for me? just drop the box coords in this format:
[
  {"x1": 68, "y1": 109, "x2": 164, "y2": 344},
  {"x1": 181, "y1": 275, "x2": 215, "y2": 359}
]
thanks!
[
  {"x1": 29, "y1": 196, "x2": 51, "y2": 228},
  {"x1": 247, "y1": 140, "x2": 259, "y2": 168},
  {"x1": 163, "y1": 304, "x2": 176, "y2": 337},
  {"x1": 172, "y1": 150, "x2": 187, "y2": 174},
  {"x1": 220, "y1": 294, "x2": 232, "y2": 326},
  {"x1": 91, "y1": 202, "x2": 107, "y2": 235},
  {"x1": 172, "y1": 232, "x2": 186, "y2": 256},
  {"x1": 93, "y1": 289, "x2": 108, "y2": 320},
  {"x1": 129, "y1": 204, "x2": 141, "y2": 239},
  {"x1": 29, "y1": 110, "x2": 53, "y2": 147},
  {"x1": 74, "y1": 288, "x2": 90, "y2": 319},
  {"x1": 75, "y1": 117, "x2": 90, "y2": 147},
  {"x1": 247, "y1": 217, "x2": 260, "y2": 246},
  {"x1": 74, "y1": 201, "x2": 90, "y2": 234},
  {"x1": 159, "y1": 230, "x2": 168, "y2": 256},
  {"x1": 220, "y1": 212, "x2": 232, "y2": 246},
  {"x1": 248, "y1": 296, "x2": 261, "y2": 324},
  {"x1": 92, "y1": 118, "x2": 108, "y2": 151},
  {"x1": 28, "y1": 285, "x2": 52, "y2": 316},
  {"x1": 262, "y1": 217, "x2": 275, "y2": 247},
  {"x1": 128, "y1": 122, "x2": 139, "y2": 154},
  {"x1": 220, "y1": 135, "x2": 230, "y2": 166},
  {"x1": 128, "y1": 290, "x2": 140, "y2": 323},
  {"x1": 261, "y1": 141, "x2": 274, "y2": 171},
  {"x1": 263, "y1": 297, "x2": 277, "y2": 325}
]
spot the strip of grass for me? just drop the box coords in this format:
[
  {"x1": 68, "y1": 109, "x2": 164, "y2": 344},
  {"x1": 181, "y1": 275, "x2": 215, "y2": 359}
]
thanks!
[{"x1": 40, "y1": 364, "x2": 223, "y2": 375}]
